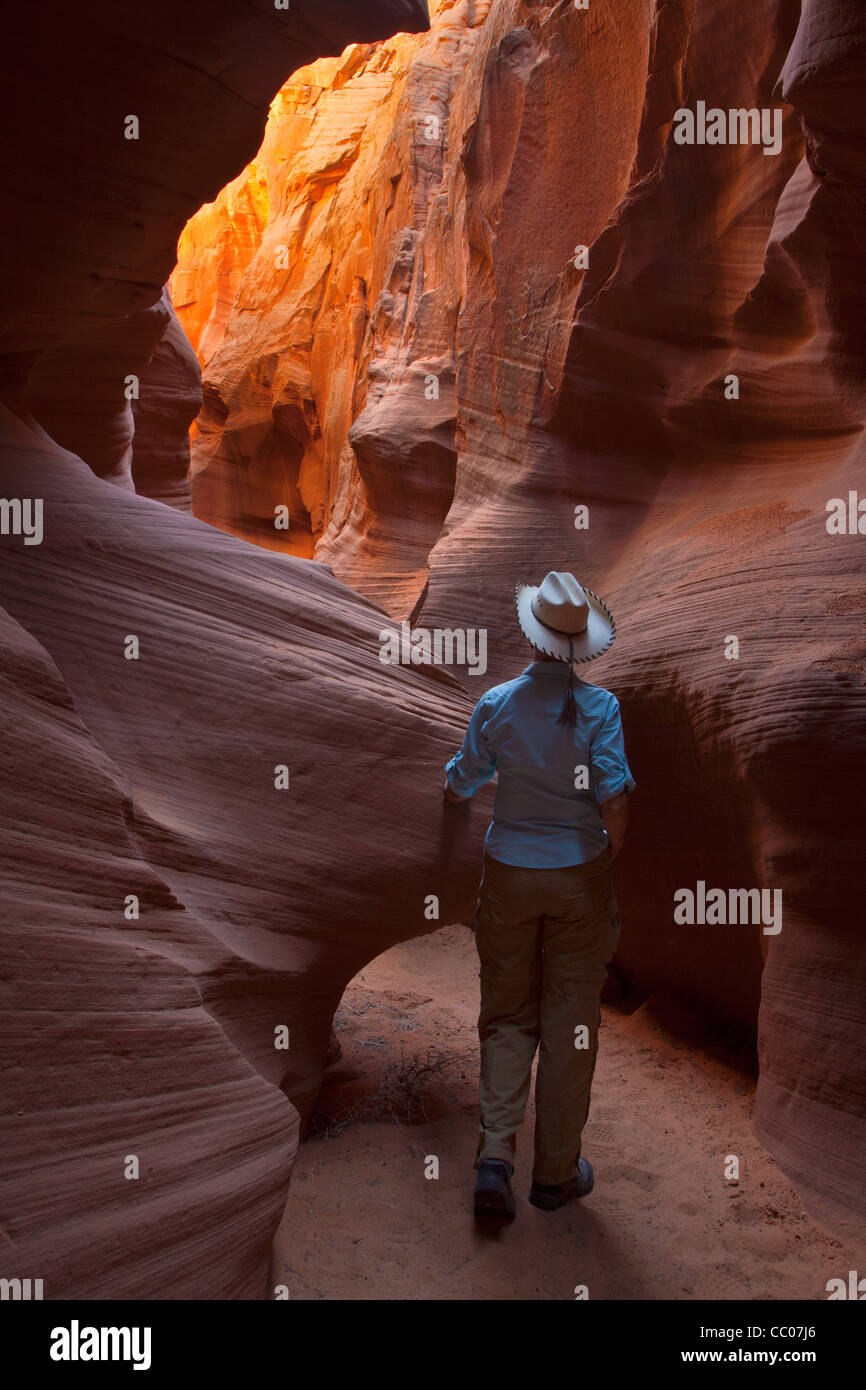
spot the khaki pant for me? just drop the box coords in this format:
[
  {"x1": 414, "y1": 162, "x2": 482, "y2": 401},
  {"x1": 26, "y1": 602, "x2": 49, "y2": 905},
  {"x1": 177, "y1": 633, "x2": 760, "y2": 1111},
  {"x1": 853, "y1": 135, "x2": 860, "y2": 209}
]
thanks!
[{"x1": 473, "y1": 847, "x2": 620, "y2": 1186}]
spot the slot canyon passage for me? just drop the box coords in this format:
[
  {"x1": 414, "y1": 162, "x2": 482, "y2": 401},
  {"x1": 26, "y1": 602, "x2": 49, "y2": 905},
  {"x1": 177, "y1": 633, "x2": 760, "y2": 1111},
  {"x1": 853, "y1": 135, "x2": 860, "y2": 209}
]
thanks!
[{"x1": 1, "y1": 0, "x2": 865, "y2": 1302}]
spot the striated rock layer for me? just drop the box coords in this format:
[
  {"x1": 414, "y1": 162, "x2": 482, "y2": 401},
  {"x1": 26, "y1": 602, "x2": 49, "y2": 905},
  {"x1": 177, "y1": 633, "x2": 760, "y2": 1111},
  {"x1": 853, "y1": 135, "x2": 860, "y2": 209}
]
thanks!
[
  {"x1": 0, "y1": 595, "x2": 296, "y2": 1300},
  {"x1": 174, "y1": 0, "x2": 866, "y2": 1238},
  {"x1": 0, "y1": 404, "x2": 483, "y2": 1298},
  {"x1": 1, "y1": 0, "x2": 441, "y2": 1300}
]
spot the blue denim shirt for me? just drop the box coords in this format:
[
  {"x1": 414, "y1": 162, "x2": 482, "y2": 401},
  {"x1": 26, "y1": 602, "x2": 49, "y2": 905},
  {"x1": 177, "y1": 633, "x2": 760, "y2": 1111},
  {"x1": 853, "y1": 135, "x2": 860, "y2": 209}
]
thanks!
[{"x1": 445, "y1": 662, "x2": 636, "y2": 868}]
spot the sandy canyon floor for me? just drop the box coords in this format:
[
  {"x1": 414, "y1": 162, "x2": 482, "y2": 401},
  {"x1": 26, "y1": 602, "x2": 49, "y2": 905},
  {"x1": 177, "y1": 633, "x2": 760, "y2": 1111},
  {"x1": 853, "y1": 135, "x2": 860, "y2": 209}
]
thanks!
[{"x1": 273, "y1": 926, "x2": 864, "y2": 1301}]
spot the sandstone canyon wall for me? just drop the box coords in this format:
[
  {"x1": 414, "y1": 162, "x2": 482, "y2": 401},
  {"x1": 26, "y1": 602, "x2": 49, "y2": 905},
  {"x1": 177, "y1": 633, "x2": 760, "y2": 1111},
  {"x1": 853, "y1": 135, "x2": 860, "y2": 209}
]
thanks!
[
  {"x1": 173, "y1": 0, "x2": 866, "y2": 1239},
  {"x1": 0, "y1": 402, "x2": 484, "y2": 1297},
  {"x1": 0, "y1": 0, "x2": 863, "y2": 1299},
  {"x1": 0, "y1": 0, "x2": 495, "y2": 1302}
]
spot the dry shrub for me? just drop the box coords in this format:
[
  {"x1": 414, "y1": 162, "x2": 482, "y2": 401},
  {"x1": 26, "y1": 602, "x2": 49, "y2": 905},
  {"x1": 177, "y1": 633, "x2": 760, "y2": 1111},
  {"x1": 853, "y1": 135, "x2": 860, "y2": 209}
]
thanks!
[{"x1": 312, "y1": 1046, "x2": 466, "y2": 1136}]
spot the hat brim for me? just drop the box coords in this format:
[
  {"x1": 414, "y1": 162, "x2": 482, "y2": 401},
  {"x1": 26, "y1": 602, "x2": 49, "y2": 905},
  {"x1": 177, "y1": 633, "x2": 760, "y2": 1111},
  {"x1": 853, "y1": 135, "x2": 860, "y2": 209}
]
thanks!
[{"x1": 515, "y1": 582, "x2": 616, "y2": 663}]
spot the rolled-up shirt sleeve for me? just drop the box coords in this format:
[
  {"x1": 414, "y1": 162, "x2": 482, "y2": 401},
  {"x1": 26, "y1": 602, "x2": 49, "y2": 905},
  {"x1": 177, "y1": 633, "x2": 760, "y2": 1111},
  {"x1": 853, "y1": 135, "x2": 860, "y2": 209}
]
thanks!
[
  {"x1": 590, "y1": 696, "x2": 636, "y2": 803},
  {"x1": 445, "y1": 694, "x2": 497, "y2": 798}
]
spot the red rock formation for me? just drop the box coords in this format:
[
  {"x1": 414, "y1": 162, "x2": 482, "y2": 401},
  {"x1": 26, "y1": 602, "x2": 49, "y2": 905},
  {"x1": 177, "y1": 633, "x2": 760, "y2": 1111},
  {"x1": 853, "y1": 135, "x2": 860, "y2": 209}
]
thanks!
[
  {"x1": 0, "y1": 401, "x2": 483, "y2": 1297},
  {"x1": 175, "y1": 0, "x2": 866, "y2": 1238},
  {"x1": 747, "y1": 0, "x2": 866, "y2": 1241},
  {"x1": 0, "y1": 1, "x2": 430, "y2": 493},
  {"x1": 0, "y1": 592, "x2": 295, "y2": 1299},
  {"x1": 131, "y1": 290, "x2": 202, "y2": 509},
  {"x1": 173, "y1": 5, "x2": 493, "y2": 574},
  {"x1": 0, "y1": 0, "x2": 431, "y2": 386},
  {"x1": 0, "y1": 0, "x2": 441, "y2": 1300},
  {"x1": 23, "y1": 288, "x2": 198, "y2": 496}
]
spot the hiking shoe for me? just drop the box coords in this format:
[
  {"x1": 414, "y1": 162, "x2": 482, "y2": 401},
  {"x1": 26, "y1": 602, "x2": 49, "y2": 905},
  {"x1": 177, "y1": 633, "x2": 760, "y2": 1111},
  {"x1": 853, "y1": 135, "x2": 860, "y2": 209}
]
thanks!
[
  {"x1": 529, "y1": 1158, "x2": 595, "y2": 1211},
  {"x1": 474, "y1": 1159, "x2": 516, "y2": 1219}
]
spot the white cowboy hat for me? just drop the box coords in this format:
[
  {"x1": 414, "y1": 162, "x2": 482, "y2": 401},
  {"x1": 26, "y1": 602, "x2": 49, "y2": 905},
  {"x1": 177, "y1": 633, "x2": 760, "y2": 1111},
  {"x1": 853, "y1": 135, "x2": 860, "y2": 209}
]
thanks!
[{"x1": 515, "y1": 571, "x2": 616, "y2": 664}]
